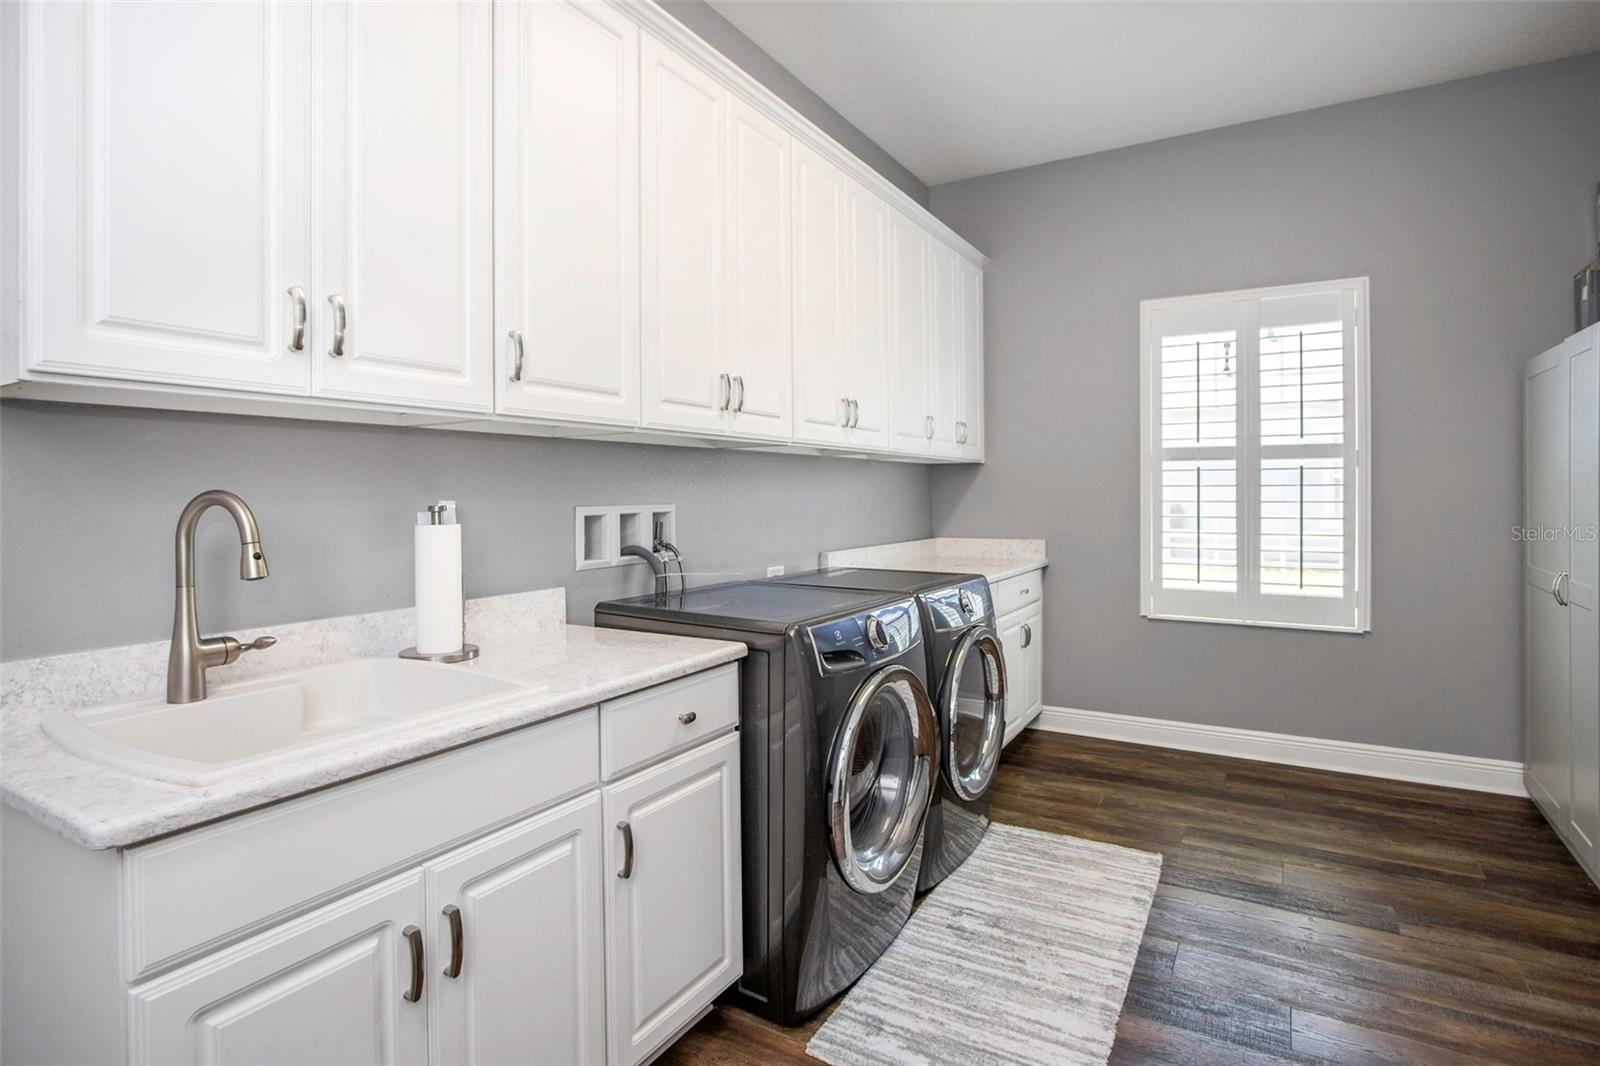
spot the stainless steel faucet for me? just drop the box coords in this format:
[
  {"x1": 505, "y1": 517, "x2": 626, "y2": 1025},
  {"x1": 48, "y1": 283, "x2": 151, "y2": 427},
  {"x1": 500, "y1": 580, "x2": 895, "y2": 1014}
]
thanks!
[{"x1": 167, "y1": 490, "x2": 276, "y2": 704}]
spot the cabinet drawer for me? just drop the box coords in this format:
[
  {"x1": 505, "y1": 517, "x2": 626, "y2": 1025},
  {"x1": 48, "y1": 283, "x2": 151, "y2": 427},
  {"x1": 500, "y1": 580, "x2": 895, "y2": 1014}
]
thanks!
[
  {"x1": 990, "y1": 570, "x2": 1043, "y2": 618},
  {"x1": 122, "y1": 708, "x2": 599, "y2": 980},
  {"x1": 601, "y1": 664, "x2": 738, "y2": 781}
]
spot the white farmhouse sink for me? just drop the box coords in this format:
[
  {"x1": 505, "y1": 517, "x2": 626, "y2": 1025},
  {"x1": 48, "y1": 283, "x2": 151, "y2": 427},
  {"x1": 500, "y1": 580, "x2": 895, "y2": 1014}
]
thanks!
[{"x1": 42, "y1": 659, "x2": 527, "y2": 786}]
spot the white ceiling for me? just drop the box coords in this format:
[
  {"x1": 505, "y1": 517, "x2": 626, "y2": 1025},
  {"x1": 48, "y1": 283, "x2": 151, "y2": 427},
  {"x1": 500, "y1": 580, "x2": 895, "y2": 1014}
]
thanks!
[{"x1": 706, "y1": 1, "x2": 1600, "y2": 186}]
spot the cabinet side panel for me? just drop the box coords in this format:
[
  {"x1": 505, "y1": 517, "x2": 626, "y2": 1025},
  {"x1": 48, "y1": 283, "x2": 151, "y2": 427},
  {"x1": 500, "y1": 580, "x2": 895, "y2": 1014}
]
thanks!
[{"x1": 1, "y1": 805, "x2": 125, "y2": 1065}]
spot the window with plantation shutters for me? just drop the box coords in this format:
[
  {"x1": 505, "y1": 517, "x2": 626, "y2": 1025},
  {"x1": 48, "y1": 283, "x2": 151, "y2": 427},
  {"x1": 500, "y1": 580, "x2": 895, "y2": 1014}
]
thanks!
[{"x1": 1139, "y1": 278, "x2": 1370, "y2": 631}]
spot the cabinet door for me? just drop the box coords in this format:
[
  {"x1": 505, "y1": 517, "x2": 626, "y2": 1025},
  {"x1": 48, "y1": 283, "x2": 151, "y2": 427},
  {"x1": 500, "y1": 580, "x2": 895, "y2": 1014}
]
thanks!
[
  {"x1": 640, "y1": 36, "x2": 728, "y2": 434},
  {"x1": 958, "y1": 256, "x2": 986, "y2": 461},
  {"x1": 1020, "y1": 602, "x2": 1045, "y2": 724},
  {"x1": 928, "y1": 240, "x2": 964, "y2": 458},
  {"x1": 314, "y1": 0, "x2": 493, "y2": 411},
  {"x1": 888, "y1": 210, "x2": 933, "y2": 454},
  {"x1": 23, "y1": 1, "x2": 311, "y2": 393},
  {"x1": 428, "y1": 793, "x2": 606, "y2": 1066},
  {"x1": 495, "y1": 0, "x2": 639, "y2": 426},
  {"x1": 129, "y1": 873, "x2": 428, "y2": 1066},
  {"x1": 604, "y1": 733, "x2": 741, "y2": 1066},
  {"x1": 997, "y1": 609, "x2": 1033, "y2": 747},
  {"x1": 1525, "y1": 344, "x2": 1572, "y2": 814},
  {"x1": 844, "y1": 178, "x2": 891, "y2": 450},
  {"x1": 792, "y1": 142, "x2": 848, "y2": 446},
  {"x1": 1566, "y1": 328, "x2": 1600, "y2": 860},
  {"x1": 725, "y1": 96, "x2": 794, "y2": 441}
]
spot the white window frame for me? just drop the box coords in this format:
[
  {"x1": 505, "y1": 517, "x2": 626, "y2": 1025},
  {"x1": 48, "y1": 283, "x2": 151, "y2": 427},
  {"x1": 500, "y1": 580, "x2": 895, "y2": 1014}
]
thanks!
[{"x1": 1138, "y1": 277, "x2": 1371, "y2": 633}]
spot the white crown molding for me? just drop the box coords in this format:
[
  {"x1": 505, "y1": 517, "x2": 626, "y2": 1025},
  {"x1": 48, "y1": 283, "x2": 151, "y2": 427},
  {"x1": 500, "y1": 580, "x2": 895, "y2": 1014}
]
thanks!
[{"x1": 1031, "y1": 705, "x2": 1527, "y2": 797}]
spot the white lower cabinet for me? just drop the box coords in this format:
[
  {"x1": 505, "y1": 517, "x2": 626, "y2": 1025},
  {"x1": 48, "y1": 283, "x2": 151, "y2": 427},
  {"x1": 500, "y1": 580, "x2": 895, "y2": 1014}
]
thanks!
[
  {"x1": 129, "y1": 872, "x2": 430, "y2": 1066},
  {"x1": 5, "y1": 666, "x2": 742, "y2": 1066},
  {"x1": 993, "y1": 570, "x2": 1046, "y2": 747},
  {"x1": 604, "y1": 733, "x2": 742, "y2": 1065},
  {"x1": 428, "y1": 793, "x2": 607, "y2": 1066}
]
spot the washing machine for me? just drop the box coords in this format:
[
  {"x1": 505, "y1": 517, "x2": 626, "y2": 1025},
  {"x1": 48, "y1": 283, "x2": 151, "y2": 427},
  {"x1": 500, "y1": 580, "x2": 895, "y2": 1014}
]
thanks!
[
  {"x1": 774, "y1": 568, "x2": 1006, "y2": 892},
  {"x1": 594, "y1": 581, "x2": 940, "y2": 1025}
]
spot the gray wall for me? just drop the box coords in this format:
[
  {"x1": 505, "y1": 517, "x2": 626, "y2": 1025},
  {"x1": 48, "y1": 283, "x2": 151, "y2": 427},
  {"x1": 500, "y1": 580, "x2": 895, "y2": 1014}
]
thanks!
[
  {"x1": 928, "y1": 53, "x2": 1600, "y2": 761},
  {"x1": 0, "y1": 403, "x2": 931, "y2": 659},
  {"x1": 660, "y1": 0, "x2": 928, "y2": 206}
]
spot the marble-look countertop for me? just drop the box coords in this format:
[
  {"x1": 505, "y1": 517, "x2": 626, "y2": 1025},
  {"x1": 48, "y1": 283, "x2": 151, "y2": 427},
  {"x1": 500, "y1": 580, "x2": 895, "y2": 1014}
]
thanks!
[
  {"x1": 821, "y1": 537, "x2": 1047, "y2": 584},
  {"x1": 1, "y1": 589, "x2": 744, "y2": 851}
]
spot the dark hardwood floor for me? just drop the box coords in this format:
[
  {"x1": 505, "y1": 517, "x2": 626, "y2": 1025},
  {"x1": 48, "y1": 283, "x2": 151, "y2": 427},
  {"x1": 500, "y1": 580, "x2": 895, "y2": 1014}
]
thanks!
[{"x1": 661, "y1": 729, "x2": 1600, "y2": 1065}]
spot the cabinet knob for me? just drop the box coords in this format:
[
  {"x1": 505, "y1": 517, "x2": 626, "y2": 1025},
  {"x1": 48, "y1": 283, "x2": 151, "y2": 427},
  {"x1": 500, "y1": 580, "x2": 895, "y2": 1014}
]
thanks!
[{"x1": 678, "y1": 711, "x2": 697, "y2": 725}]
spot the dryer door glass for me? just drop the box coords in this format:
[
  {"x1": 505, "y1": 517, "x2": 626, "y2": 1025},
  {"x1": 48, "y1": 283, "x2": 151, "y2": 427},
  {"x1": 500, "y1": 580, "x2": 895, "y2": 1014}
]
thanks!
[
  {"x1": 828, "y1": 665, "x2": 939, "y2": 894},
  {"x1": 943, "y1": 628, "x2": 1007, "y2": 802}
]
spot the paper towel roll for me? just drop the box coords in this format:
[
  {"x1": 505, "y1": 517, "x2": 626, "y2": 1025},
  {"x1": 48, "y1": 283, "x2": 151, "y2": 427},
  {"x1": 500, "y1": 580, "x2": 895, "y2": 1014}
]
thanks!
[{"x1": 415, "y1": 522, "x2": 464, "y2": 655}]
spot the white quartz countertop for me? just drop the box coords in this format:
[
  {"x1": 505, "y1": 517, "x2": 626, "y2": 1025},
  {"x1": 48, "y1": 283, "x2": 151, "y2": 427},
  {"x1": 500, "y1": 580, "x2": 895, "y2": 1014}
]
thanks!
[
  {"x1": 821, "y1": 537, "x2": 1047, "y2": 584},
  {"x1": 1, "y1": 590, "x2": 744, "y2": 851}
]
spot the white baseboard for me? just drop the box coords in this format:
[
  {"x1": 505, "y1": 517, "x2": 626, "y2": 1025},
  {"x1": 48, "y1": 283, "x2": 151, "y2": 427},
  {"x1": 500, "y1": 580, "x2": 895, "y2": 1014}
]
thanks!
[{"x1": 1030, "y1": 706, "x2": 1527, "y2": 797}]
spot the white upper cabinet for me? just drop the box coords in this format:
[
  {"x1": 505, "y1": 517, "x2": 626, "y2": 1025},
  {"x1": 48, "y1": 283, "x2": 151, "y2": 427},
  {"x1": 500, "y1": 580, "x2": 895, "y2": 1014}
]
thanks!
[
  {"x1": 495, "y1": 0, "x2": 640, "y2": 426},
  {"x1": 928, "y1": 240, "x2": 964, "y2": 458},
  {"x1": 22, "y1": 0, "x2": 312, "y2": 393},
  {"x1": 16, "y1": 1, "x2": 986, "y2": 461},
  {"x1": 313, "y1": 1, "x2": 493, "y2": 412},
  {"x1": 888, "y1": 209, "x2": 933, "y2": 454},
  {"x1": 724, "y1": 96, "x2": 794, "y2": 441},
  {"x1": 843, "y1": 177, "x2": 891, "y2": 451},
  {"x1": 639, "y1": 38, "x2": 729, "y2": 435},
  {"x1": 957, "y1": 255, "x2": 985, "y2": 460},
  {"x1": 792, "y1": 141, "x2": 849, "y2": 446}
]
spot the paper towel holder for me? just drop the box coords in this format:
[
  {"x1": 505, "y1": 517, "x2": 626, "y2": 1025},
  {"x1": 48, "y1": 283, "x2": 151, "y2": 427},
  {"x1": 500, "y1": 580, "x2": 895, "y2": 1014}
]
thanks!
[{"x1": 399, "y1": 503, "x2": 480, "y2": 663}]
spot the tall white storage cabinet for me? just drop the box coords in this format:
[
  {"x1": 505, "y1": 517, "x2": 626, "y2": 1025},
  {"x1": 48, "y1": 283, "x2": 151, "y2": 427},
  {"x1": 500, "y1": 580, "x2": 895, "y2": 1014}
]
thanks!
[{"x1": 1524, "y1": 323, "x2": 1600, "y2": 886}]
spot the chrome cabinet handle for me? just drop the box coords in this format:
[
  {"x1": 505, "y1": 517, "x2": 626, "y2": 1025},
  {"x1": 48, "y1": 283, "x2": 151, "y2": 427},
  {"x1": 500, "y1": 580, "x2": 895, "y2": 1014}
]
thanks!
[
  {"x1": 840, "y1": 397, "x2": 851, "y2": 427},
  {"x1": 924, "y1": 415, "x2": 934, "y2": 440},
  {"x1": 442, "y1": 905, "x2": 463, "y2": 979},
  {"x1": 719, "y1": 373, "x2": 732, "y2": 411},
  {"x1": 286, "y1": 286, "x2": 307, "y2": 352},
  {"x1": 402, "y1": 925, "x2": 424, "y2": 1003},
  {"x1": 733, "y1": 375, "x2": 746, "y2": 412},
  {"x1": 678, "y1": 710, "x2": 697, "y2": 725},
  {"x1": 327, "y1": 294, "x2": 346, "y2": 358},
  {"x1": 1021, "y1": 623, "x2": 1032, "y2": 648},
  {"x1": 508, "y1": 330, "x2": 525, "y2": 382},
  {"x1": 849, "y1": 399, "x2": 859, "y2": 428},
  {"x1": 957, "y1": 420, "x2": 968, "y2": 444},
  {"x1": 617, "y1": 821, "x2": 634, "y2": 879},
  {"x1": 1554, "y1": 572, "x2": 1571, "y2": 607}
]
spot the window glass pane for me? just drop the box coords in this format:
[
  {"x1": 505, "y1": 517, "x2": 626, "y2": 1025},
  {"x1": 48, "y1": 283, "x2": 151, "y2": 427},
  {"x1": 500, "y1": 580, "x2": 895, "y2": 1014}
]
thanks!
[
  {"x1": 1161, "y1": 459, "x2": 1236, "y2": 591},
  {"x1": 1260, "y1": 321, "x2": 1343, "y2": 446},
  {"x1": 1259, "y1": 456, "x2": 1344, "y2": 598},
  {"x1": 1161, "y1": 330, "x2": 1237, "y2": 447}
]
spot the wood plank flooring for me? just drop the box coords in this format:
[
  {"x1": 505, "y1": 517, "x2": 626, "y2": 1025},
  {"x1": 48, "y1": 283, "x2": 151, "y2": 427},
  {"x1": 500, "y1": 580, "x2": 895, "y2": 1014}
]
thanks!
[{"x1": 661, "y1": 729, "x2": 1600, "y2": 1065}]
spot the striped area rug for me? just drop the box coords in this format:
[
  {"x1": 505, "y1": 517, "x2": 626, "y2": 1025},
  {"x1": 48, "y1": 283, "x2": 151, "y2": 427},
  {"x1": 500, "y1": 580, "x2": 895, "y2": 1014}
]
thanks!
[{"x1": 807, "y1": 824, "x2": 1163, "y2": 1066}]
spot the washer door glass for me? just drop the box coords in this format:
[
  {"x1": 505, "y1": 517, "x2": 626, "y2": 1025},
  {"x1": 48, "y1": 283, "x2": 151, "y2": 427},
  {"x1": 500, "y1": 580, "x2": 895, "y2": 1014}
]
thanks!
[
  {"x1": 828, "y1": 664, "x2": 939, "y2": 894},
  {"x1": 943, "y1": 628, "x2": 1007, "y2": 802}
]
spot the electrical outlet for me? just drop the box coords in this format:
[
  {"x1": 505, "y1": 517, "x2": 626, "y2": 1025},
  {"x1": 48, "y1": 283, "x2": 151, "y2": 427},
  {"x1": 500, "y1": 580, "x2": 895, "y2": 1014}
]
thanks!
[{"x1": 766, "y1": 565, "x2": 785, "y2": 577}]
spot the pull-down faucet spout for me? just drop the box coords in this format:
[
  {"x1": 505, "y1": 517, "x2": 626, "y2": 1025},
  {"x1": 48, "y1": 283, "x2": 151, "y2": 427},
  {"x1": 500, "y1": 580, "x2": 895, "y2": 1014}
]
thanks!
[{"x1": 167, "y1": 490, "x2": 276, "y2": 704}]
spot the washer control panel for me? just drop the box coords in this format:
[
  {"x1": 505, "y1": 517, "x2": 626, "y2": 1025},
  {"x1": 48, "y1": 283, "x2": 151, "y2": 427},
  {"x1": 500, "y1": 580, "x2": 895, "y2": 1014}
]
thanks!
[{"x1": 809, "y1": 598, "x2": 920, "y2": 672}]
